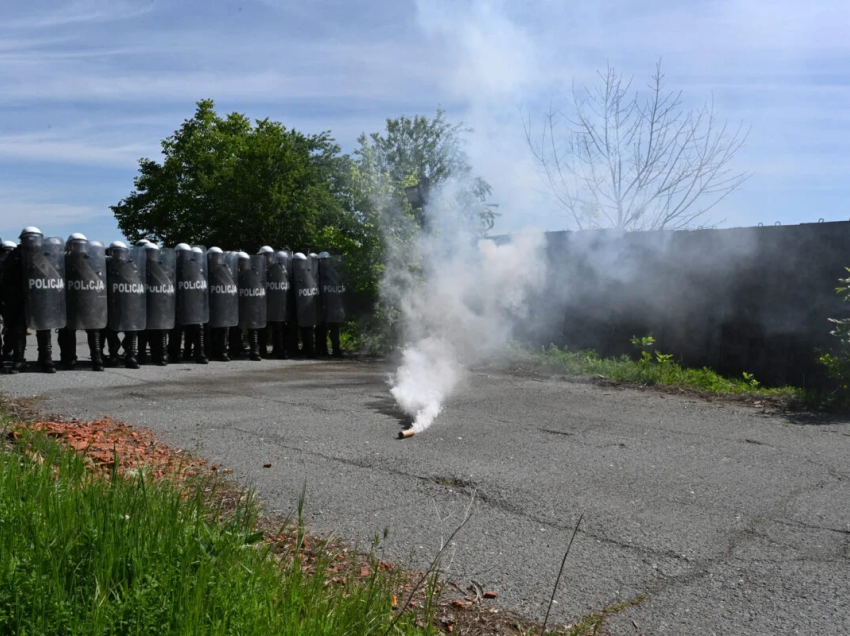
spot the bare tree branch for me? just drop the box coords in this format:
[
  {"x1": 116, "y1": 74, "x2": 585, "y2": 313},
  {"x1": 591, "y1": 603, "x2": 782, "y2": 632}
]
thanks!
[{"x1": 524, "y1": 60, "x2": 751, "y2": 231}]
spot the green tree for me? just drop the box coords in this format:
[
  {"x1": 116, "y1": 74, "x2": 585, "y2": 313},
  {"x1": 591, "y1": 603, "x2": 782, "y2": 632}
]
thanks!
[
  {"x1": 355, "y1": 108, "x2": 496, "y2": 234},
  {"x1": 111, "y1": 99, "x2": 352, "y2": 253}
]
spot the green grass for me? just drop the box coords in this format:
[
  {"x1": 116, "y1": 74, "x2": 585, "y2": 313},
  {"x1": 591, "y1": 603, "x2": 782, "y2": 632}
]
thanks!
[
  {"x1": 515, "y1": 344, "x2": 803, "y2": 402},
  {"x1": 0, "y1": 430, "x2": 430, "y2": 636}
]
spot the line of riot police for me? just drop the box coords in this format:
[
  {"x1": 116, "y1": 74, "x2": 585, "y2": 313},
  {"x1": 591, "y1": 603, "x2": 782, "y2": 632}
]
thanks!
[{"x1": 0, "y1": 228, "x2": 346, "y2": 373}]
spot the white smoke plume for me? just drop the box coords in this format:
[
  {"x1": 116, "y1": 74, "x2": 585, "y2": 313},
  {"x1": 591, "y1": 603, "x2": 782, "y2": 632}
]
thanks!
[{"x1": 387, "y1": 182, "x2": 547, "y2": 433}]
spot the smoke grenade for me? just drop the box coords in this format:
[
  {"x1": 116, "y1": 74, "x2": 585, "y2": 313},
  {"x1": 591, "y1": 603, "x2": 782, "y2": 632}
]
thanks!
[{"x1": 385, "y1": 180, "x2": 546, "y2": 436}]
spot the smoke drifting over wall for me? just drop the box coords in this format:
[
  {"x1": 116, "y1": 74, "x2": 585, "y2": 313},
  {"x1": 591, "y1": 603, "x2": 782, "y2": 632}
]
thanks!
[
  {"x1": 383, "y1": 2, "x2": 549, "y2": 433},
  {"x1": 386, "y1": 182, "x2": 546, "y2": 433}
]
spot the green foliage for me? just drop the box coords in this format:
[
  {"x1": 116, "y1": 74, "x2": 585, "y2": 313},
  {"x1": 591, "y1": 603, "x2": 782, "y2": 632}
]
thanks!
[
  {"x1": 510, "y1": 340, "x2": 800, "y2": 401},
  {"x1": 112, "y1": 99, "x2": 354, "y2": 254},
  {"x1": 742, "y1": 372, "x2": 760, "y2": 388},
  {"x1": 630, "y1": 335, "x2": 656, "y2": 350},
  {"x1": 355, "y1": 108, "x2": 496, "y2": 235},
  {"x1": 111, "y1": 102, "x2": 498, "y2": 353},
  {"x1": 818, "y1": 268, "x2": 850, "y2": 403},
  {"x1": 348, "y1": 108, "x2": 497, "y2": 351},
  {"x1": 0, "y1": 432, "x2": 430, "y2": 636},
  {"x1": 828, "y1": 267, "x2": 850, "y2": 344}
]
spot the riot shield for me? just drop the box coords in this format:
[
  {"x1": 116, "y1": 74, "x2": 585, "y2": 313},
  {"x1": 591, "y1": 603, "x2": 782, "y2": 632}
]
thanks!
[
  {"x1": 22, "y1": 235, "x2": 66, "y2": 330},
  {"x1": 107, "y1": 246, "x2": 146, "y2": 332},
  {"x1": 293, "y1": 255, "x2": 319, "y2": 327},
  {"x1": 237, "y1": 254, "x2": 267, "y2": 330},
  {"x1": 145, "y1": 247, "x2": 176, "y2": 330},
  {"x1": 208, "y1": 250, "x2": 238, "y2": 328},
  {"x1": 266, "y1": 251, "x2": 290, "y2": 322},
  {"x1": 65, "y1": 241, "x2": 107, "y2": 330},
  {"x1": 319, "y1": 255, "x2": 346, "y2": 324},
  {"x1": 176, "y1": 247, "x2": 209, "y2": 325}
]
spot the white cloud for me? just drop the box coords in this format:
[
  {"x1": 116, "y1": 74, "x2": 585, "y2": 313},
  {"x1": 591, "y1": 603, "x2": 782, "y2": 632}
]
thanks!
[
  {"x1": 0, "y1": 198, "x2": 103, "y2": 237},
  {"x1": 0, "y1": 128, "x2": 154, "y2": 168},
  {"x1": 0, "y1": 0, "x2": 846, "y2": 231},
  {"x1": 0, "y1": 0, "x2": 155, "y2": 30}
]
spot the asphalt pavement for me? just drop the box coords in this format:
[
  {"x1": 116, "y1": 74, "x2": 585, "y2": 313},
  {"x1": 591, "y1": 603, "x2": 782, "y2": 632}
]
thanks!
[{"x1": 2, "y1": 332, "x2": 849, "y2": 634}]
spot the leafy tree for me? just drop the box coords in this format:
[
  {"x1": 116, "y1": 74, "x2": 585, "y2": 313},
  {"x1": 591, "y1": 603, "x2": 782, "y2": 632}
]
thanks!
[
  {"x1": 524, "y1": 61, "x2": 750, "y2": 231},
  {"x1": 355, "y1": 108, "x2": 496, "y2": 235},
  {"x1": 345, "y1": 109, "x2": 496, "y2": 352},
  {"x1": 112, "y1": 99, "x2": 352, "y2": 253}
]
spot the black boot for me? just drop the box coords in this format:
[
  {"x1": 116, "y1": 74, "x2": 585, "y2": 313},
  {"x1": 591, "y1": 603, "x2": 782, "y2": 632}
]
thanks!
[
  {"x1": 301, "y1": 327, "x2": 315, "y2": 359},
  {"x1": 104, "y1": 329, "x2": 122, "y2": 367},
  {"x1": 330, "y1": 323, "x2": 342, "y2": 357},
  {"x1": 124, "y1": 332, "x2": 139, "y2": 369},
  {"x1": 212, "y1": 327, "x2": 230, "y2": 362},
  {"x1": 87, "y1": 330, "x2": 104, "y2": 371},
  {"x1": 287, "y1": 323, "x2": 300, "y2": 358},
  {"x1": 229, "y1": 328, "x2": 244, "y2": 359},
  {"x1": 36, "y1": 330, "x2": 56, "y2": 373},
  {"x1": 137, "y1": 331, "x2": 149, "y2": 365},
  {"x1": 273, "y1": 323, "x2": 287, "y2": 359},
  {"x1": 10, "y1": 328, "x2": 26, "y2": 374},
  {"x1": 203, "y1": 324, "x2": 211, "y2": 360},
  {"x1": 0, "y1": 327, "x2": 10, "y2": 362},
  {"x1": 168, "y1": 326, "x2": 182, "y2": 362},
  {"x1": 248, "y1": 329, "x2": 262, "y2": 361},
  {"x1": 193, "y1": 325, "x2": 208, "y2": 364},
  {"x1": 258, "y1": 327, "x2": 268, "y2": 358},
  {"x1": 183, "y1": 325, "x2": 194, "y2": 361},
  {"x1": 315, "y1": 323, "x2": 329, "y2": 357},
  {"x1": 58, "y1": 327, "x2": 77, "y2": 369},
  {"x1": 151, "y1": 331, "x2": 168, "y2": 366}
]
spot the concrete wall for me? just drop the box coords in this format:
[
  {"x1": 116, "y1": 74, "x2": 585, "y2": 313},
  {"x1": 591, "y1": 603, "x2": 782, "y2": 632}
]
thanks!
[{"x1": 529, "y1": 221, "x2": 850, "y2": 387}]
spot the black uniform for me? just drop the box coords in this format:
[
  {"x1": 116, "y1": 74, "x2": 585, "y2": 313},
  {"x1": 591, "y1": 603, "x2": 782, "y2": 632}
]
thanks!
[
  {"x1": 58, "y1": 238, "x2": 108, "y2": 371},
  {"x1": 0, "y1": 247, "x2": 26, "y2": 373}
]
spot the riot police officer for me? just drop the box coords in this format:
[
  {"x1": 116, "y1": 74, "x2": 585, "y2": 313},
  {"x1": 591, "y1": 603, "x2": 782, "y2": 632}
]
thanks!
[
  {"x1": 292, "y1": 252, "x2": 318, "y2": 358},
  {"x1": 234, "y1": 251, "x2": 266, "y2": 361},
  {"x1": 258, "y1": 246, "x2": 290, "y2": 359},
  {"x1": 106, "y1": 241, "x2": 146, "y2": 369},
  {"x1": 19, "y1": 227, "x2": 66, "y2": 373},
  {"x1": 170, "y1": 244, "x2": 209, "y2": 364},
  {"x1": 134, "y1": 239, "x2": 153, "y2": 362},
  {"x1": 317, "y1": 251, "x2": 346, "y2": 357},
  {"x1": 0, "y1": 239, "x2": 24, "y2": 371},
  {"x1": 0, "y1": 239, "x2": 16, "y2": 365},
  {"x1": 144, "y1": 243, "x2": 176, "y2": 366},
  {"x1": 207, "y1": 247, "x2": 238, "y2": 361},
  {"x1": 58, "y1": 234, "x2": 108, "y2": 371}
]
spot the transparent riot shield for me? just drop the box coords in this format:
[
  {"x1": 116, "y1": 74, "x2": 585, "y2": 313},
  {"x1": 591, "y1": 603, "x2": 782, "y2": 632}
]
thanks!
[
  {"x1": 107, "y1": 246, "x2": 146, "y2": 332},
  {"x1": 145, "y1": 247, "x2": 176, "y2": 330},
  {"x1": 293, "y1": 256, "x2": 319, "y2": 327},
  {"x1": 237, "y1": 254, "x2": 267, "y2": 330},
  {"x1": 22, "y1": 235, "x2": 66, "y2": 330},
  {"x1": 176, "y1": 246, "x2": 209, "y2": 325},
  {"x1": 319, "y1": 255, "x2": 346, "y2": 324},
  {"x1": 208, "y1": 250, "x2": 238, "y2": 328},
  {"x1": 65, "y1": 240, "x2": 107, "y2": 330},
  {"x1": 266, "y1": 250, "x2": 290, "y2": 322}
]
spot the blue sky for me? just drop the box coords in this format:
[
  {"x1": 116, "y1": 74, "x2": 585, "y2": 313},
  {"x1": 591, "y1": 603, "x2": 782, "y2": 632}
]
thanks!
[{"x1": 0, "y1": 0, "x2": 848, "y2": 243}]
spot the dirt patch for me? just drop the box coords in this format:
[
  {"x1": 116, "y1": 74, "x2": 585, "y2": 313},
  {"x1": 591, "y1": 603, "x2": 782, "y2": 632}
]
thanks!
[{"x1": 10, "y1": 417, "x2": 207, "y2": 480}]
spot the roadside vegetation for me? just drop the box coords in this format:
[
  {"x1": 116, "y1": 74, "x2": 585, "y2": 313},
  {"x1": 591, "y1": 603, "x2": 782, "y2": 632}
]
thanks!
[
  {"x1": 0, "y1": 425, "x2": 430, "y2": 635},
  {"x1": 510, "y1": 336, "x2": 804, "y2": 405},
  {"x1": 1, "y1": 402, "x2": 614, "y2": 636}
]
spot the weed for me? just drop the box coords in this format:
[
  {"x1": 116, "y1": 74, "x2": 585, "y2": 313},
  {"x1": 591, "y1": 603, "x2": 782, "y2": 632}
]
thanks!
[
  {"x1": 508, "y1": 340, "x2": 802, "y2": 403},
  {"x1": 0, "y1": 432, "x2": 429, "y2": 635}
]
